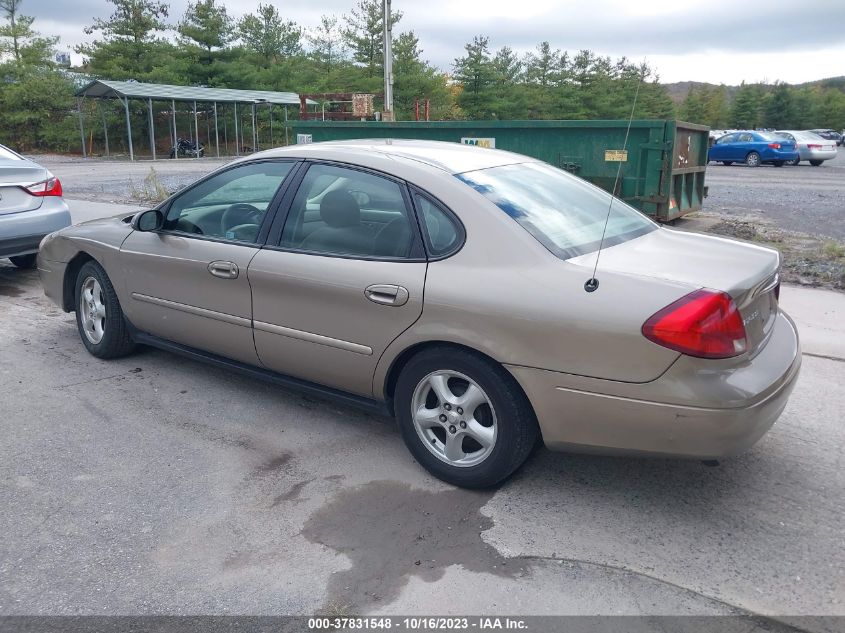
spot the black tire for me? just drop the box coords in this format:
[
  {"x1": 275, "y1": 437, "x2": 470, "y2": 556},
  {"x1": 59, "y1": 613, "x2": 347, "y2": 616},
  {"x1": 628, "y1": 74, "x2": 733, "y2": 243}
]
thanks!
[
  {"x1": 74, "y1": 260, "x2": 136, "y2": 359},
  {"x1": 169, "y1": 149, "x2": 176, "y2": 159},
  {"x1": 394, "y1": 346, "x2": 539, "y2": 488},
  {"x1": 810, "y1": 160, "x2": 823, "y2": 167},
  {"x1": 786, "y1": 158, "x2": 800, "y2": 166},
  {"x1": 721, "y1": 161, "x2": 733, "y2": 166},
  {"x1": 9, "y1": 253, "x2": 37, "y2": 268},
  {"x1": 199, "y1": 148, "x2": 205, "y2": 158},
  {"x1": 745, "y1": 151, "x2": 761, "y2": 167},
  {"x1": 772, "y1": 160, "x2": 784, "y2": 167}
]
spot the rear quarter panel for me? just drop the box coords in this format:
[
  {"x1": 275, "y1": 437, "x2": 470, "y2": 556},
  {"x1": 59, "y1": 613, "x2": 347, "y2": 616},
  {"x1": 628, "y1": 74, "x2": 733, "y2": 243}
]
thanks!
[{"x1": 372, "y1": 175, "x2": 685, "y2": 395}]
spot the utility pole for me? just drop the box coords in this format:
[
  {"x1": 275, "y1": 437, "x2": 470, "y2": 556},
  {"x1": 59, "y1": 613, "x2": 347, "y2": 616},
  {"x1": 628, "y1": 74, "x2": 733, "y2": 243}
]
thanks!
[{"x1": 382, "y1": 0, "x2": 394, "y2": 121}]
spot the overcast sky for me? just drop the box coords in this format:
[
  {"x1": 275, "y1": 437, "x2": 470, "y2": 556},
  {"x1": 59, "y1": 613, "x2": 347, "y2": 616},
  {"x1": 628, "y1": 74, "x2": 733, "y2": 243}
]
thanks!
[{"x1": 25, "y1": 0, "x2": 845, "y2": 85}]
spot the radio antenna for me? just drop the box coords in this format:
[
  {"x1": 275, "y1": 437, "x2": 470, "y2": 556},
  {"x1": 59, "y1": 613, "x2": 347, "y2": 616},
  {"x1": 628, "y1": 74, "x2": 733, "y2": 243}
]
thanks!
[{"x1": 584, "y1": 74, "x2": 642, "y2": 293}]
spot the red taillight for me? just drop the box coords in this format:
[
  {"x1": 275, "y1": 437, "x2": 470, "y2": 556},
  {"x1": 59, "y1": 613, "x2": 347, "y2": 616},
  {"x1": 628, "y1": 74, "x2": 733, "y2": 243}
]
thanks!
[
  {"x1": 767, "y1": 143, "x2": 781, "y2": 150},
  {"x1": 24, "y1": 176, "x2": 62, "y2": 197},
  {"x1": 642, "y1": 289, "x2": 747, "y2": 359},
  {"x1": 807, "y1": 144, "x2": 822, "y2": 150}
]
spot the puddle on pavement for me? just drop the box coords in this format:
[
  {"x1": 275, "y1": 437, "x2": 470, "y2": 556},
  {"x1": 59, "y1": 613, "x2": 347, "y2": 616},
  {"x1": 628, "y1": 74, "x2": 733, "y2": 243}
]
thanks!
[{"x1": 302, "y1": 480, "x2": 518, "y2": 611}]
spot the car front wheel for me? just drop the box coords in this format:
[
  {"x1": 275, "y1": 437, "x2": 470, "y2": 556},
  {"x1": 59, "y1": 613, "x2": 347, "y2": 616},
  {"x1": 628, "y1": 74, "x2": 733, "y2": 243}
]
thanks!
[
  {"x1": 395, "y1": 347, "x2": 538, "y2": 488},
  {"x1": 74, "y1": 260, "x2": 136, "y2": 359},
  {"x1": 810, "y1": 160, "x2": 824, "y2": 166},
  {"x1": 746, "y1": 152, "x2": 761, "y2": 167}
]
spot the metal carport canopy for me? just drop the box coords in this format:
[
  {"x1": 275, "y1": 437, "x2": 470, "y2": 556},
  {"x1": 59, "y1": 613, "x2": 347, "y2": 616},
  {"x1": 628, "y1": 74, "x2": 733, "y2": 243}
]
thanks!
[
  {"x1": 75, "y1": 80, "x2": 315, "y2": 161},
  {"x1": 76, "y1": 79, "x2": 312, "y2": 106}
]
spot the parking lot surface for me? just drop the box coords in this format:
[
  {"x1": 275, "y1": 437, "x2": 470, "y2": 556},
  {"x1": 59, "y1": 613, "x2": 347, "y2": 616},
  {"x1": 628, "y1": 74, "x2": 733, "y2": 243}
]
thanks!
[
  {"x1": 1, "y1": 156, "x2": 844, "y2": 623},
  {"x1": 703, "y1": 153, "x2": 845, "y2": 240}
]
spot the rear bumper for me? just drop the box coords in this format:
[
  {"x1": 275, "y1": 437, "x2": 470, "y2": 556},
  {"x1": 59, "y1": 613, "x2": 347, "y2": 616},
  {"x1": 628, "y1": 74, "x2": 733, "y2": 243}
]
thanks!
[
  {"x1": 0, "y1": 234, "x2": 46, "y2": 258},
  {"x1": 507, "y1": 311, "x2": 801, "y2": 458},
  {"x1": 800, "y1": 149, "x2": 837, "y2": 161},
  {"x1": 762, "y1": 149, "x2": 799, "y2": 162},
  {"x1": 0, "y1": 199, "x2": 71, "y2": 258}
]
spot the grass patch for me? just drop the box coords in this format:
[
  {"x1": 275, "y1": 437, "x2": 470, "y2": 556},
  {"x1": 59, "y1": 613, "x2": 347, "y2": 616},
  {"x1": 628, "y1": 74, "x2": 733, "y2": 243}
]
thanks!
[
  {"x1": 822, "y1": 240, "x2": 845, "y2": 259},
  {"x1": 129, "y1": 166, "x2": 172, "y2": 203}
]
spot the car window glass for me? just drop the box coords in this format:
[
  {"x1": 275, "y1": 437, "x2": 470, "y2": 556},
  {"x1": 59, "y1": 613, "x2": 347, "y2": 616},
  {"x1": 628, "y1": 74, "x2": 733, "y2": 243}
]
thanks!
[
  {"x1": 280, "y1": 164, "x2": 414, "y2": 259},
  {"x1": 739, "y1": 133, "x2": 753, "y2": 142},
  {"x1": 164, "y1": 161, "x2": 293, "y2": 242},
  {"x1": 458, "y1": 161, "x2": 656, "y2": 260},
  {"x1": 717, "y1": 134, "x2": 736, "y2": 144},
  {"x1": 414, "y1": 193, "x2": 461, "y2": 257}
]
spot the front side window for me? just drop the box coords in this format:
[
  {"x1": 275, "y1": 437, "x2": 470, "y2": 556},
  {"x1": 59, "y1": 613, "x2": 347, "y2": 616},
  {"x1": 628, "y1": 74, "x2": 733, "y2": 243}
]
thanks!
[
  {"x1": 458, "y1": 161, "x2": 656, "y2": 260},
  {"x1": 717, "y1": 134, "x2": 737, "y2": 144},
  {"x1": 280, "y1": 164, "x2": 415, "y2": 259},
  {"x1": 164, "y1": 161, "x2": 294, "y2": 242}
]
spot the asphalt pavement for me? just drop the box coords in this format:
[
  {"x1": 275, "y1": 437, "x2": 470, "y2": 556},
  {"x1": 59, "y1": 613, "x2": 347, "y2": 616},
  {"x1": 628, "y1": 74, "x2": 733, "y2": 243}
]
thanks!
[{"x1": 703, "y1": 152, "x2": 845, "y2": 240}]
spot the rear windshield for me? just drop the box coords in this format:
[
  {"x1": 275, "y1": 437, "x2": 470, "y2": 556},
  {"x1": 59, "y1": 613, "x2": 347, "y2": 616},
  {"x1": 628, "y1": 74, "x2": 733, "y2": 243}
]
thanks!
[
  {"x1": 0, "y1": 145, "x2": 21, "y2": 160},
  {"x1": 457, "y1": 162, "x2": 656, "y2": 260}
]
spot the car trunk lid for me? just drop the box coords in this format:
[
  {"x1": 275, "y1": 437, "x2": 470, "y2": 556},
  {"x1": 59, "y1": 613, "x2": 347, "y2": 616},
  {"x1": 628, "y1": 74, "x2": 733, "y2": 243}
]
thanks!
[
  {"x1": 0, "y1": 159, "x2": 47, "y2": 215},
  {"x1": 571, "y1": 227, "x2": 781, "y2": 357}
]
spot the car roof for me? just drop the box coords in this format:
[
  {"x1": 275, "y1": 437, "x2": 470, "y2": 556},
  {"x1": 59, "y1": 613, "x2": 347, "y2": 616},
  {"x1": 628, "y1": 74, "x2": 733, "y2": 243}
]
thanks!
[{"x1": 250, "y1": 139, "x2": 535, "y2": 174}]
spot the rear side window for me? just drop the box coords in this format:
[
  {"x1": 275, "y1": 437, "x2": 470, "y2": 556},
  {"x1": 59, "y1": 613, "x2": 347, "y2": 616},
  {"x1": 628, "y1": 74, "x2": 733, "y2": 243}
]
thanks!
[
  {"x1": 280, "y1": 163, "x2": 415, "y2": 259},
  {"x1": 413, "y1": 193, "x2": 462, "y2": 257},
  {"x1": 458, "y1": 162, "x2": 656, "y2": 260}
]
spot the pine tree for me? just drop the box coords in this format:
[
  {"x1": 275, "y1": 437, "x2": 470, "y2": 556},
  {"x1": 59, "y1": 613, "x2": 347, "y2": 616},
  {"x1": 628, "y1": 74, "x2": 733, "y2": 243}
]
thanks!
[{"x1": 342, "y1": 0, "x2": 401, "y2": 78}]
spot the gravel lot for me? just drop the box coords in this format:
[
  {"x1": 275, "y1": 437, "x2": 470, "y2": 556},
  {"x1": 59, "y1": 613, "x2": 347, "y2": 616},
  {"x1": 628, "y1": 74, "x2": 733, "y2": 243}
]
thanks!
[{"x1": 702, "y1": 152, "x2": 845, "y2": 240}]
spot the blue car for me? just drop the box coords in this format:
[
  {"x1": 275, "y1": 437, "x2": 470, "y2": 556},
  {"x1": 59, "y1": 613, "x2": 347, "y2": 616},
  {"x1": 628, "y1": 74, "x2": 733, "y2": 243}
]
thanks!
[{"x1": 708, "y1": 131, "x2": 799, "y2": 167}]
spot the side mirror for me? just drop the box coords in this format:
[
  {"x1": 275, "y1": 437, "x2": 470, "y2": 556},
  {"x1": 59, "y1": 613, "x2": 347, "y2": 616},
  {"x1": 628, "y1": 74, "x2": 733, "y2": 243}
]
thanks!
[{"x1": 131, "y1": 209, "x2": 164, "y2": 232}]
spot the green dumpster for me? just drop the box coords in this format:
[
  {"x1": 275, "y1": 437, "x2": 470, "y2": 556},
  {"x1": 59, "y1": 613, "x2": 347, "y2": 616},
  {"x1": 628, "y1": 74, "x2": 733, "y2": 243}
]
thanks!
[{"x1": 291, "y1": 119, "x2": 709, "y2": 222}]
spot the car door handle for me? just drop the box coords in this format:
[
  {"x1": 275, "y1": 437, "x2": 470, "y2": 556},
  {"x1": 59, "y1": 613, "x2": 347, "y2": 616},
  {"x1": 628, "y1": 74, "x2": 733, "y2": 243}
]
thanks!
[
  {"x1": 365, "y1": 284, "x2": 409, "y2": 306},
  {"x1": 208, "y1": 260, "x2": 239, "y2": 279}
]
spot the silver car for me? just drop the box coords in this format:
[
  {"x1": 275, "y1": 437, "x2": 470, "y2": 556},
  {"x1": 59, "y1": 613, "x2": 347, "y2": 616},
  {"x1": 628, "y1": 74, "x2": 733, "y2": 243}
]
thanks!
[
  {"x1": 0, "y1": 145, "x2": 71, "y2": 268},
  {"x1": 37, "y1": 140, "x2": 801, "y2": 488},
  {"x1": 773, "y1": 131, "x2": 838, "y2": 166}
]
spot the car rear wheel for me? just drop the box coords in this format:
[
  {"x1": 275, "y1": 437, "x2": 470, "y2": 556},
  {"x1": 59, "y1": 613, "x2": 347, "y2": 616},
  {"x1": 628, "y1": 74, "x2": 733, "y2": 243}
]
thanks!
[
  {"x1": 810, "y1": 160, "x2": 824, "y2": 167},
  {"x1": 9, "y1": 254, "x2": 37, "y2": 269},
  {"x1": 74, "y1": 261, "x2": 136, "y2": 359},
  {"x1": 786, "y1": 158, "x2": 800, "y2": 166},
  {"x1": 721, "y1": 161, "x2": 733, "y2": 166},
  {"x1": 745, "y1": 152, "x2": 761, "y2": 167},
  {"x1": 395, "y1": 346, "x2": 538, "y2": 488}
]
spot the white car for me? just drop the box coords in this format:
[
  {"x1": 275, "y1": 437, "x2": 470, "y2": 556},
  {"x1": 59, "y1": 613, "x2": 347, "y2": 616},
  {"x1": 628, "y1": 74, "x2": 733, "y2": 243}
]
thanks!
[
  {"x1": 773, "y1": 131, "x2": 838, "y2": 166},
  {"x1": 0, "y1": 144, "x2": 71, "y2": 268}
]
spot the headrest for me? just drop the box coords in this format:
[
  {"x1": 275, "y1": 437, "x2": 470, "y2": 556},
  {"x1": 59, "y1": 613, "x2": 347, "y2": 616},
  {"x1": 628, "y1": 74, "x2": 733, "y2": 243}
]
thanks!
[{"x1": 320, "y1": 190, "x2": 361, "y2": 228}]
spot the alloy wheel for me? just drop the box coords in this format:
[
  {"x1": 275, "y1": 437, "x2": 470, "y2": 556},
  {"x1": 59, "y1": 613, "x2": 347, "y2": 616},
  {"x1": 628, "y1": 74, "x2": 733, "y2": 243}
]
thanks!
[
  {"x1": 79, "y1": 276, "x2": 106, "y2": 344},
  {"x1": 411, "y1": 370, "x2": 498, "y2": 467}
]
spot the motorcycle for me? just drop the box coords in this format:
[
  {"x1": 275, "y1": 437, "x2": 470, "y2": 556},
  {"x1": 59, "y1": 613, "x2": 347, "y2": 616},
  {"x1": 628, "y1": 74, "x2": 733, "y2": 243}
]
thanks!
[{"x1": 169, "y1": 138, "x2": 205, "y2": 158}]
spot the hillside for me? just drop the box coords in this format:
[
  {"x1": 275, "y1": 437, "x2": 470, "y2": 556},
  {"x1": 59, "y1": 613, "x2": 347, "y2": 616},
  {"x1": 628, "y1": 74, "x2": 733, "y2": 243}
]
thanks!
[{"x1": 663, "y1": 76, "x2": 845, "y2": 104}]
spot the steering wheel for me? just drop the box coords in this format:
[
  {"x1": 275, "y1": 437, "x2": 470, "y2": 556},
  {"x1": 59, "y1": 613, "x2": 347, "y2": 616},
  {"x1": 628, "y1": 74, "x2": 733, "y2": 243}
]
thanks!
[{"x1": 221, "y1": 203, "x2": 262, "y2": 235}]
